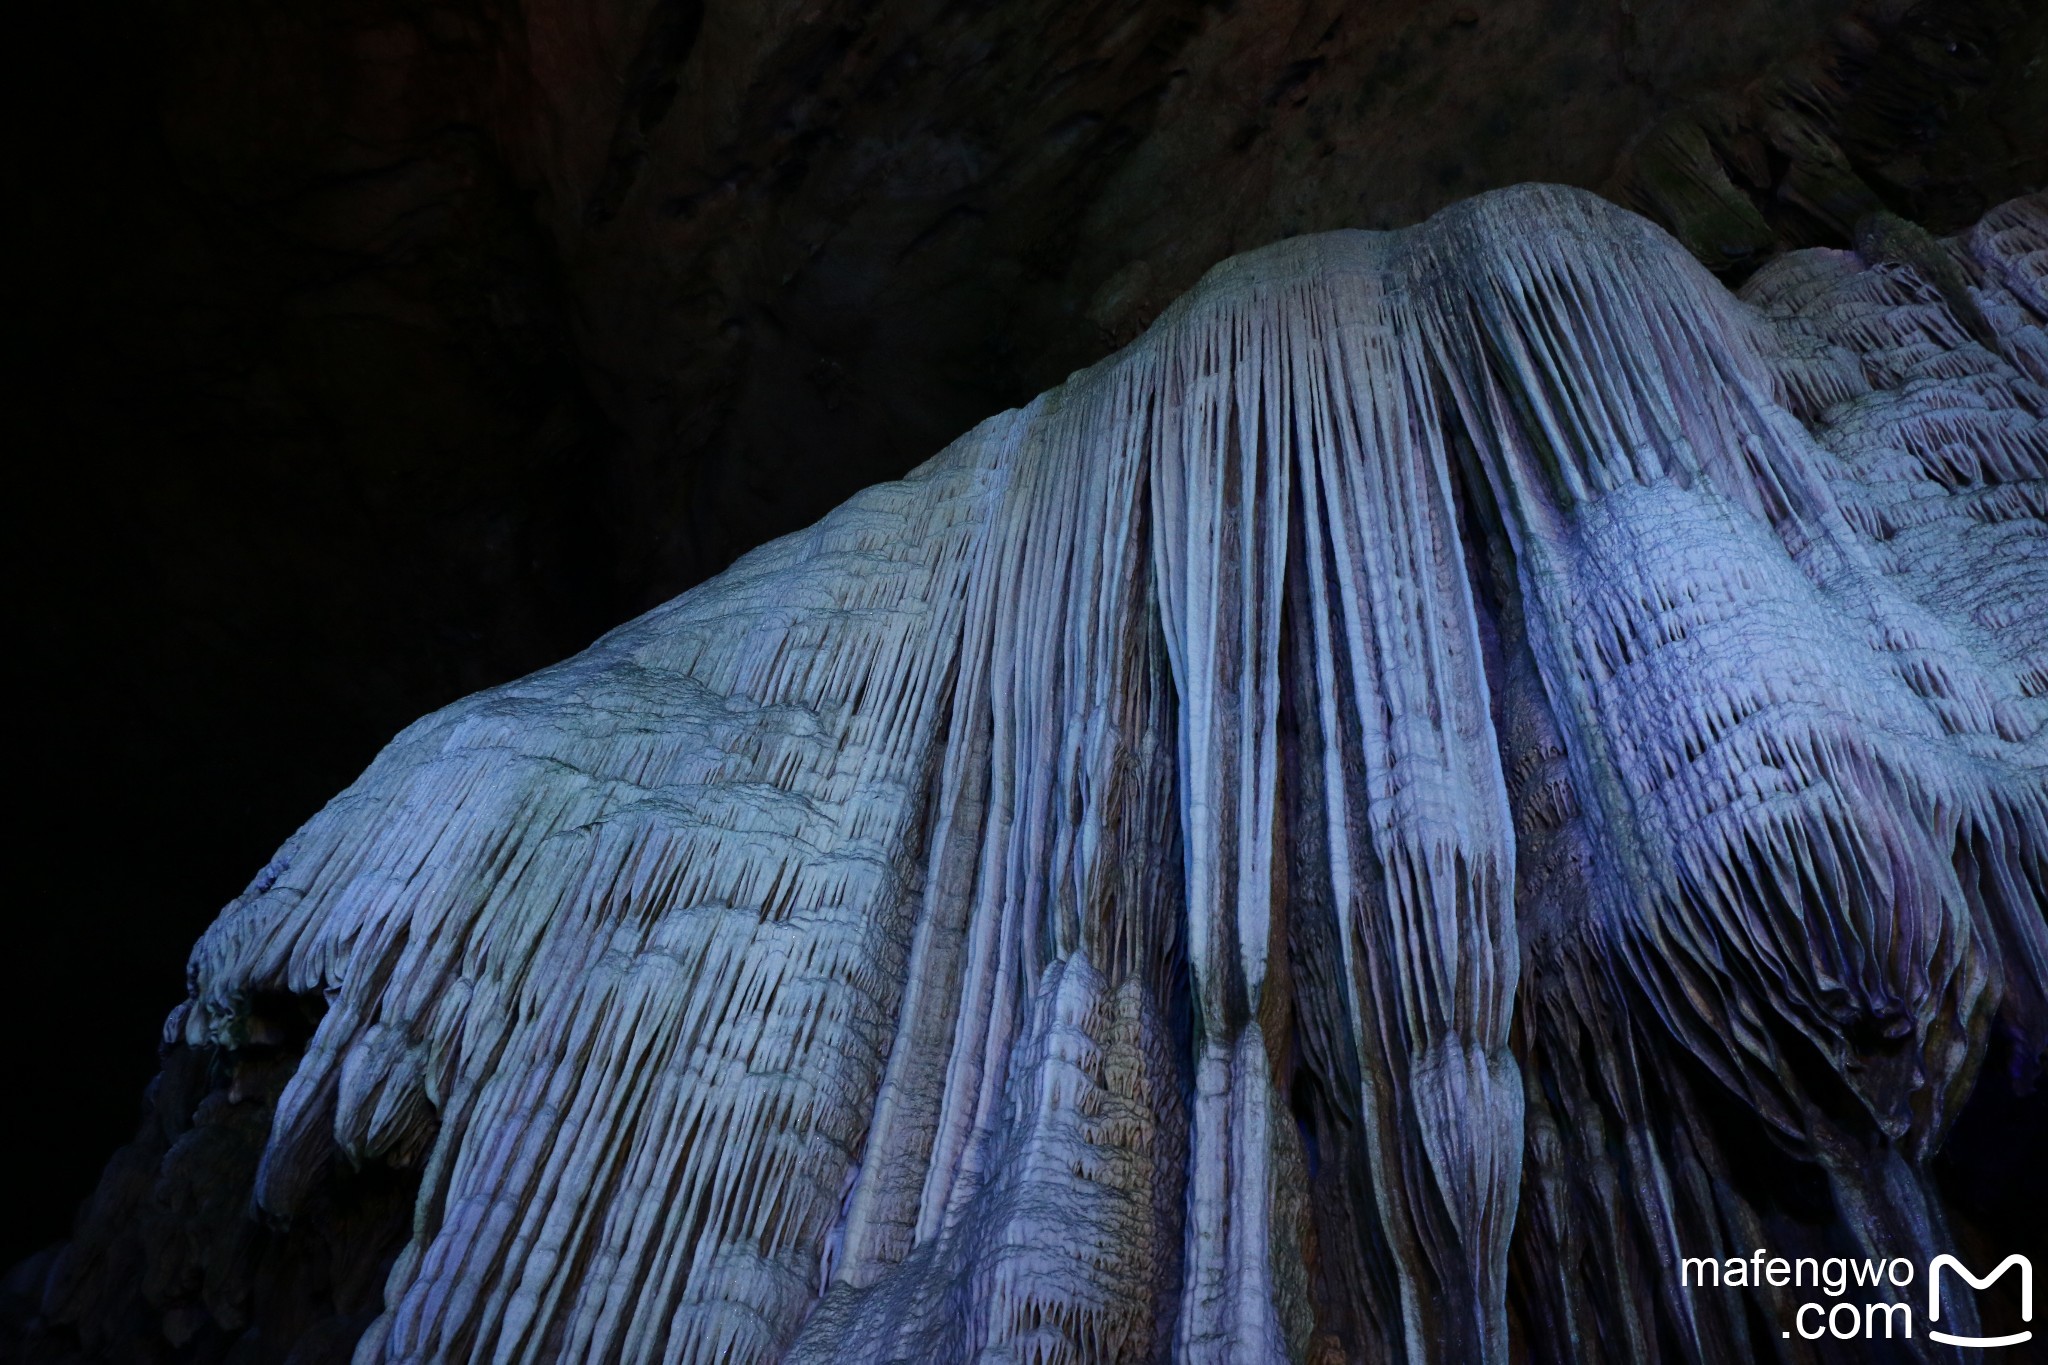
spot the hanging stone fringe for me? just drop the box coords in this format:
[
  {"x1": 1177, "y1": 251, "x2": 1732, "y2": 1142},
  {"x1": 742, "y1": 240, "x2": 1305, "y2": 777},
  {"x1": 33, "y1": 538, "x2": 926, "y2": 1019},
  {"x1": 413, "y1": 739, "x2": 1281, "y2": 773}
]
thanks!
[{"x1": 32, "y1": 187, "x2": 2047, "y2": 1364}]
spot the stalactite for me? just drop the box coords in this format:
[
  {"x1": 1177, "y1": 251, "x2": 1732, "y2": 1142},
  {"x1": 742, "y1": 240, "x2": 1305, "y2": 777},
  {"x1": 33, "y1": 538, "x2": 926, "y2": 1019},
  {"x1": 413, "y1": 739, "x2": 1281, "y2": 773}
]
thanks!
[{"x1": 21, "y1": 186, "x2": 2045, "y2": 1364}]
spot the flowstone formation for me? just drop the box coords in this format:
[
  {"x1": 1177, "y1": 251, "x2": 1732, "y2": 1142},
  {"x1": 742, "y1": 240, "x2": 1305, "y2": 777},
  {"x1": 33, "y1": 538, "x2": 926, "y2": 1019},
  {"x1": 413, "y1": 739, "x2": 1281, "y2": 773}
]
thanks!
[{"x1": 23, "y1": 186, "x2": 2047, "y2": 1364}]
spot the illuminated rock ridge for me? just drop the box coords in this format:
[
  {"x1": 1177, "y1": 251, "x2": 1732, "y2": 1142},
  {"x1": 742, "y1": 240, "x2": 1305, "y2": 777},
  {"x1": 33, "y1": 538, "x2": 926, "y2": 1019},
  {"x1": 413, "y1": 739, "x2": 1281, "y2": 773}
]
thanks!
[{"x1": 36, "y1": 185, "x2": 2048, "y2": 1364}]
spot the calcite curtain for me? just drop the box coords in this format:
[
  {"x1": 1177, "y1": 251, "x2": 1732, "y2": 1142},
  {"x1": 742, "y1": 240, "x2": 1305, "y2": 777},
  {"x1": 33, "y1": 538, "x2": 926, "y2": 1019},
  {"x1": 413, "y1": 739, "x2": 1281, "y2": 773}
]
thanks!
[{"x1": 39, "y1": 186, "x2": 2047, "y2": 1363}]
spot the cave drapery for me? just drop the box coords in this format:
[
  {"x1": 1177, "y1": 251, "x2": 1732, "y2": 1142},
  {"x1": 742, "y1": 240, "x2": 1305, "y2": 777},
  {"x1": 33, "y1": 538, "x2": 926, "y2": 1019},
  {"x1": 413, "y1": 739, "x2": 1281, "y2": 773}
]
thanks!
[{"x1": 29, "y1": 185, "x2": 2048, "y2": 1363}]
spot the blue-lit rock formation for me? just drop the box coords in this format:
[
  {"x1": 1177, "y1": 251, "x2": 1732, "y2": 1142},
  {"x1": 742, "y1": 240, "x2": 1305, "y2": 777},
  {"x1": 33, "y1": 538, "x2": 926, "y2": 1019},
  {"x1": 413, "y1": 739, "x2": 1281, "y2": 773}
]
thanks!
[{"x1": 26, "y1": 186, "x2": 2046, "y2": 1364}]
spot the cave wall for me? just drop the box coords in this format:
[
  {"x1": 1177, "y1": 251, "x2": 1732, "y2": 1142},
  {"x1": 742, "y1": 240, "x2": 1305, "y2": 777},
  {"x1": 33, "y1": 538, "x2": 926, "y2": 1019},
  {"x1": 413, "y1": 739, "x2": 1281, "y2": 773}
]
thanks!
[{"x1": 9, "y1": 0, "x2": 2043, "y2": 1268}]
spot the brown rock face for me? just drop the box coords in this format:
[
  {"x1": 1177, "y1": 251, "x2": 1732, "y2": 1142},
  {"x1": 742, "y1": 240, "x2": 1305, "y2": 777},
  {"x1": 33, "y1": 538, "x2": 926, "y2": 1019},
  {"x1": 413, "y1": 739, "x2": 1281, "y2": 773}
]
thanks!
[
  {"x1": 491, "y1": 0, "x2": 2048, "y2": 586},
  {"x1": 9, "y1": 0, "x2": 2043, "y2": 1283}
]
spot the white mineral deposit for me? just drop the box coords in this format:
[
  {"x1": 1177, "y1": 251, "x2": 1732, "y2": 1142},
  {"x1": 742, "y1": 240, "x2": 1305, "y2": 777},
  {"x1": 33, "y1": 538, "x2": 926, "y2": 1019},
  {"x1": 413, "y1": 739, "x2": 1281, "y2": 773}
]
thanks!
[{"x1": 37, "y1": 185, "x2": 2047, "y2": 1364}]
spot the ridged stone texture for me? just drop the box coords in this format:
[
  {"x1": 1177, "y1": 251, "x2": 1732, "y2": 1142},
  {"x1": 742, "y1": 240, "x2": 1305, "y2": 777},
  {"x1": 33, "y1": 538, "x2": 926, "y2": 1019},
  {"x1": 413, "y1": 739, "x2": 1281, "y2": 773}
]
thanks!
[{"x1": 24, "y1": 185, "x2": 2047, "y2": 1364}]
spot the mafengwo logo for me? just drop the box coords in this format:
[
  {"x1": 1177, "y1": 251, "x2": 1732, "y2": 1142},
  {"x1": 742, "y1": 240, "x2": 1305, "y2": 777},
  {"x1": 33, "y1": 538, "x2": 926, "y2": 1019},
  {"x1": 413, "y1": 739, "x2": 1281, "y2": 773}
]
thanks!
[
  {"x1": 1681, "y1": 1250, "x2": 2033, "y2": 1347},
  {"x1": 1928, "y1": 1257, "x2": 2035, "y2": 1349}
]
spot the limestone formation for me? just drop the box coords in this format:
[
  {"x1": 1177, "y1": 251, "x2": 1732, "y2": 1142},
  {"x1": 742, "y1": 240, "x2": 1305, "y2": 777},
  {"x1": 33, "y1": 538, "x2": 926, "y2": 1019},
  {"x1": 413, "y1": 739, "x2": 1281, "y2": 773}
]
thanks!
[{"x1": 19, "y1": 185, "x2": 2046, "y2": 1363}]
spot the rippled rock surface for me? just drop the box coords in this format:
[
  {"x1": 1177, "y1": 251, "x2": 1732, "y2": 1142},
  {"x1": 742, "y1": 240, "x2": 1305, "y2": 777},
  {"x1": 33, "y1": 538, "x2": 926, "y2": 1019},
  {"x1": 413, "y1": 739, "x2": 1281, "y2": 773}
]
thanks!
[{"x1": 21, "y1": 185, "x2": 2046, "y2": 1364}]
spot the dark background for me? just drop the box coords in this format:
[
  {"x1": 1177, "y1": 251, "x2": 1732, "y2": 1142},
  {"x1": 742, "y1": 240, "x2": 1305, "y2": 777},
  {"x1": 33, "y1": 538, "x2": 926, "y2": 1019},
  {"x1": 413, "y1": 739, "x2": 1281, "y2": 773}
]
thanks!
[{"x1": 8, "y1": 0, "x2": 2044, "y2": 1266}]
